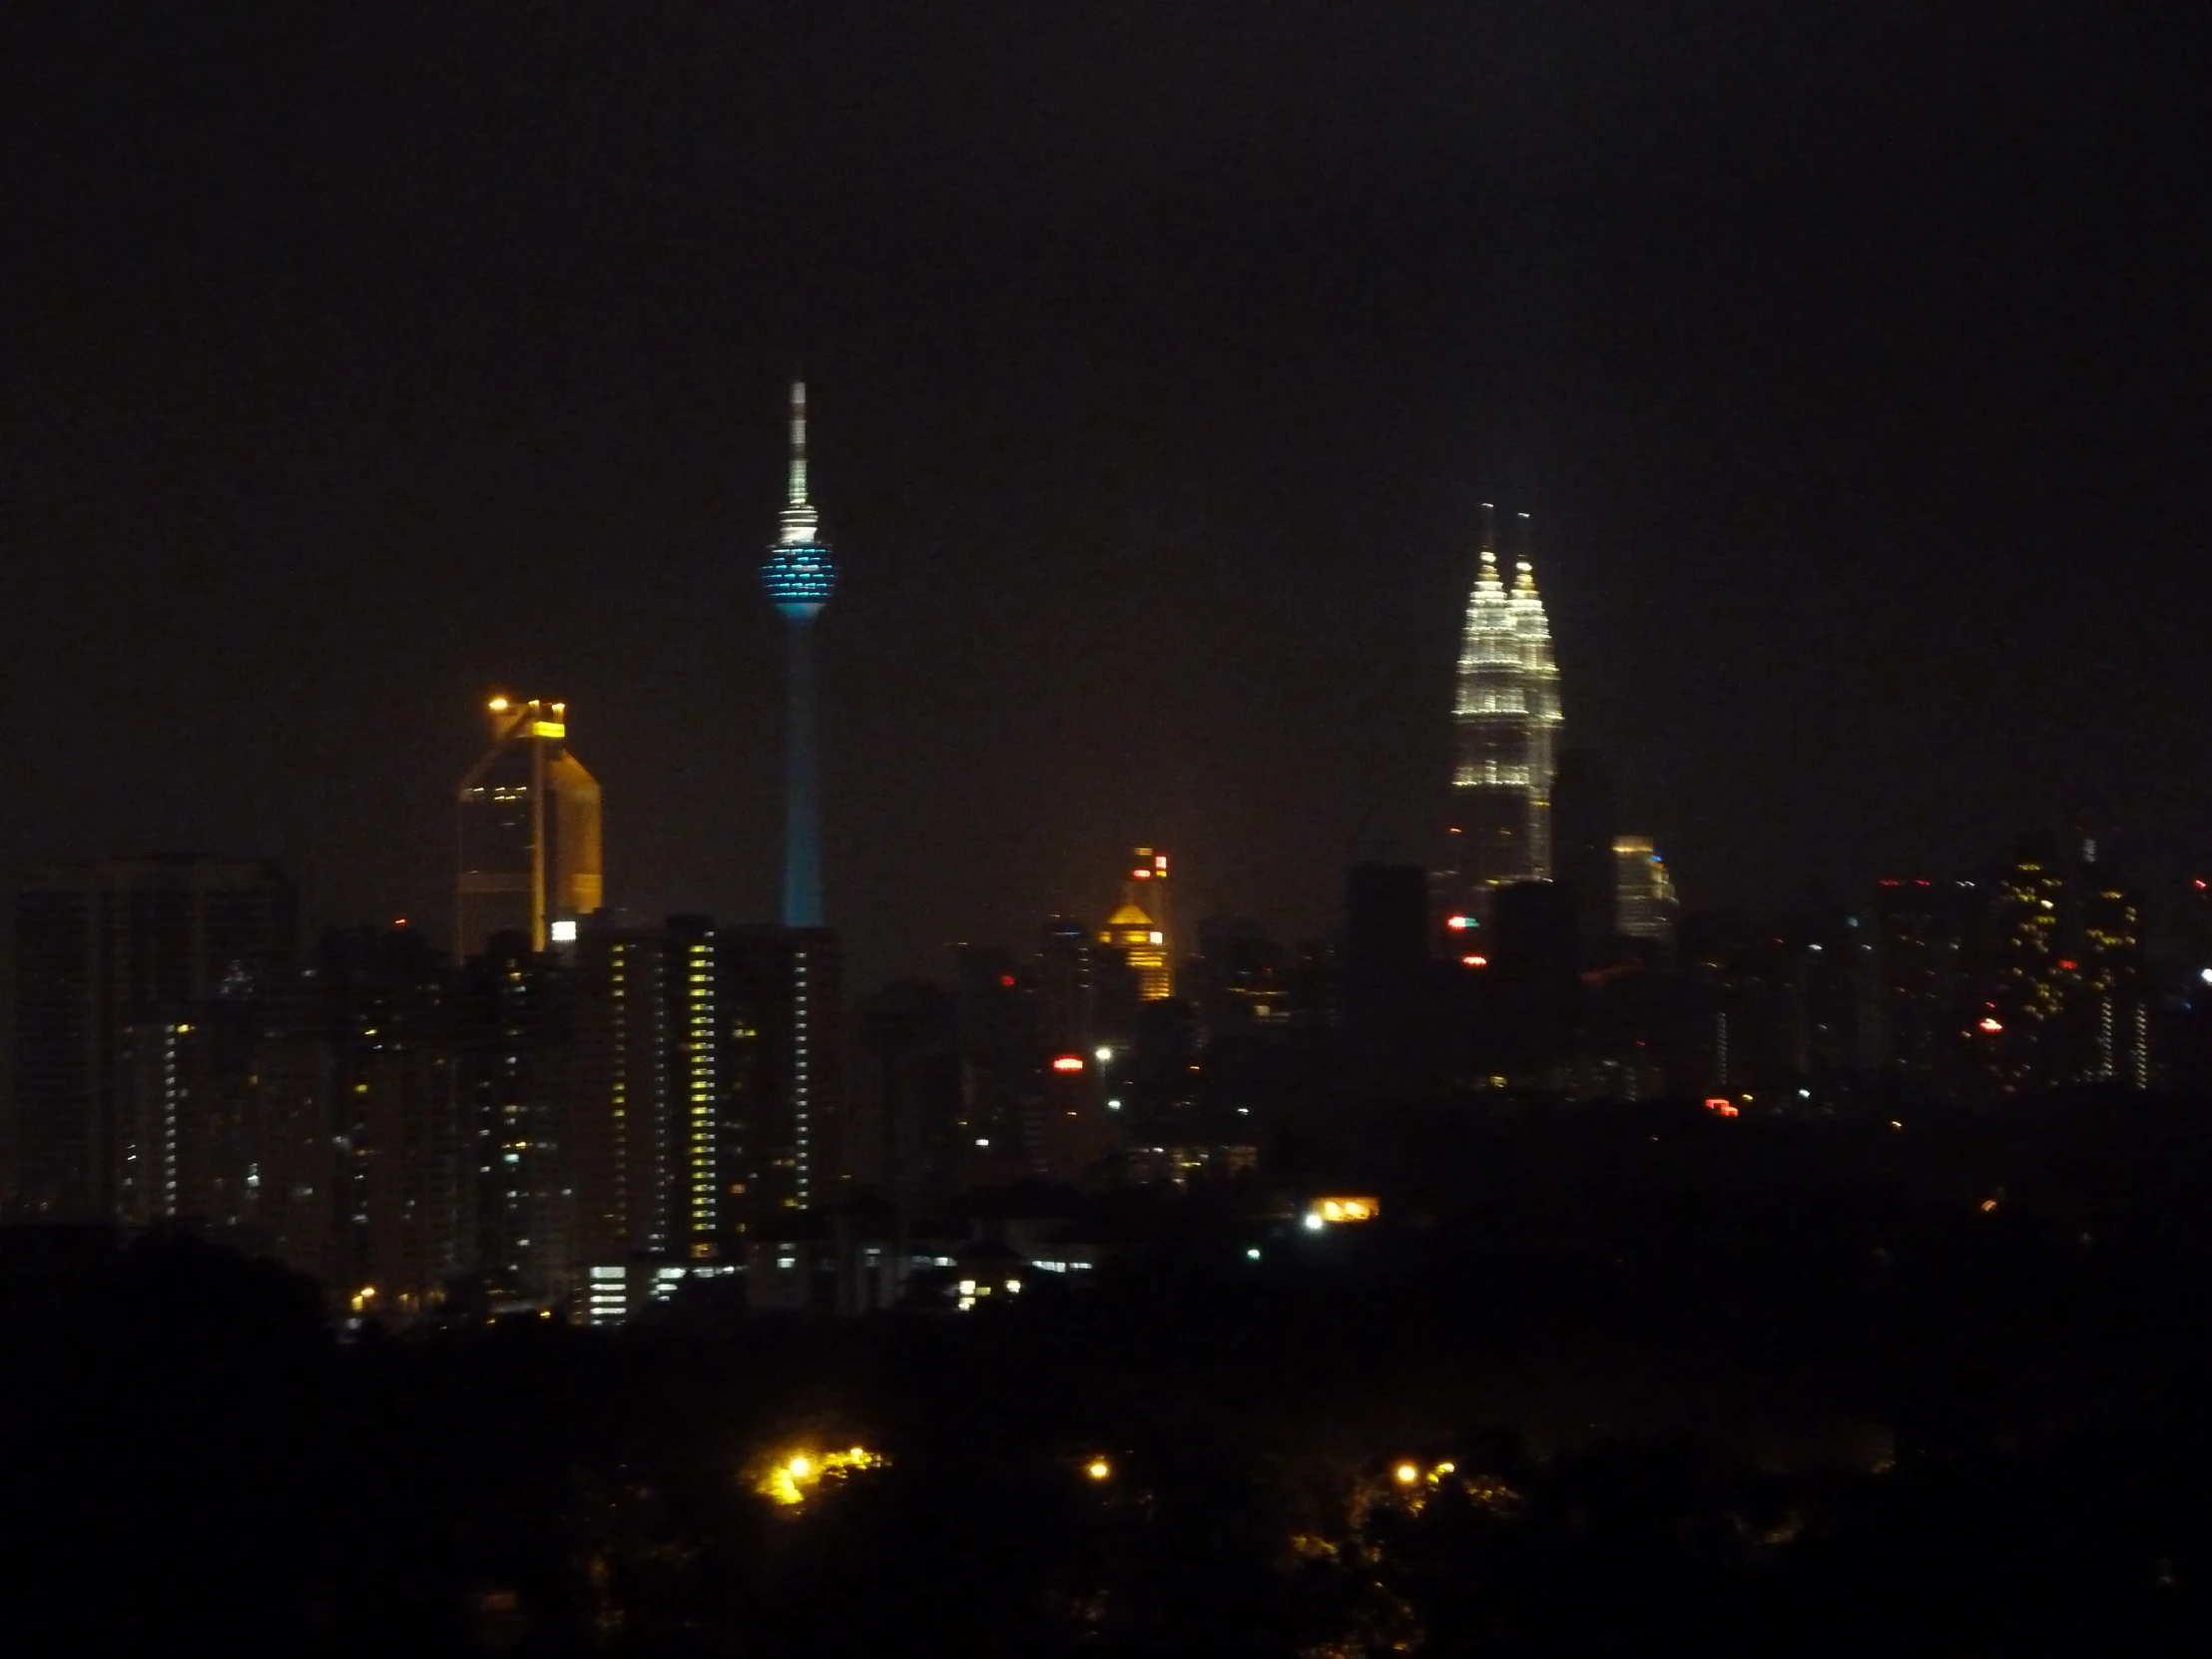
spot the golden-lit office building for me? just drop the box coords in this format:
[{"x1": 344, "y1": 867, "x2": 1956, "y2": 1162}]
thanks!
[
  {"x1": 1099, "y1": 847, "x2": 1173, "y2": 1000},
  {"x1": 455, "y1": 696, "x2": 603, "y2": 957}
]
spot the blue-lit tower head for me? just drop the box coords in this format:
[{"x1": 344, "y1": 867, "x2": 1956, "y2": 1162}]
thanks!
[{"x1": 763, "y1": 380, "x2": 835, "y2": 617}]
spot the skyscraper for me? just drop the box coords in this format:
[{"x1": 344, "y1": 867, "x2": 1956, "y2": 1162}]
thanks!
[
  {"x1": 7, "y1": 857, "x2": 296, "y2": 1222},
  {"x1": 1448, "y1": 509, "x2": 1562, "y2": 905},
  {"x1": 1614, "y1": 837, "x2": 1680, "y2": 945},
  {"x1": 1099, "y1": 848, "x2": 1173, "y2": 1000},
  {"x1": 1549, "y1": 749, "x2": 1620, "y2": 948},
  {"x1": 762, "y1": 380, "x2": 836, "y2": 929},
  {"x1": 455, "y1": 696, "x2": 602, "y2": 957}
]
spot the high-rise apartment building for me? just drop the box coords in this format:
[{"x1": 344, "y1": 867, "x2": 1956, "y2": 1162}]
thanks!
[
  {"x1": 1447, "y1": 509, "x2": 1562, "y2": 907},
  {"x1": 7, "y1": 857, "x2": 296, "y2": 1222},
  {"x1": 567, "y1": 923, "x2": 676, "y2": 1269},
  {"x1": 1870, "y1": 878, "x2": 1973, "y2": 1084},
  {"x1": 455, "y1": 696, "x2": 602, "y2": 957},
  {"x1": 2081, "y1": 880, "x2": 2148, "y2": 1087},
  {"x1": 719, "y1": 923, "x2": 843, "y2": 1216}
]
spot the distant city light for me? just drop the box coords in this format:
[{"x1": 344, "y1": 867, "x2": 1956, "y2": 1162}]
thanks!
[
  {"x1": 1309, "y1": 1197, "x2": 1379, "y2": 1226},
  {"x1": 1977, "y1": 1016, "x2": 2003, "y2": 1033},
  {"x1": 549, "y1": 918, "x2": 578, "y2": 943},
  {"x1": 1086, "y1": 1457, "x2": 1112, "y2": 1481},
  {"x1": 1460, "y1": 953, "x2": 1488, "y2": 968},
  {"x1": 1094, "y1": 1045, "x2": 1113, "y2": 1062},
  {"x1": 1446, "y1": 914, "x2": 1475, "y2": 930},
  {"x1": 757, "y1": 1446, "x2": 886, "y2": 1507},
  {"x1": 1245, "y1": 1247, "x2": 1261, "y2": 1260},
  {"x1": 1302, "y1": 1213, "x2": 1325, "y2": 1232},
  {"x1": 1394, "y1": 1463, "x2": 1420, "y2": 1485}
]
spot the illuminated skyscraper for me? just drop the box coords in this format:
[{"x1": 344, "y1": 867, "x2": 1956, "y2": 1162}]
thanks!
[
  {"x1": 455, "y1": 697, "x2": 603, "y2": 956},
  {"x1": 763, "y1": 380, "x2": 836, "y2": 929},
  {"x1": 1099, "y1": 848, "x2": 1173, "y2": 1000},
  {"x1": 1449, "y1": 509, "x2": 1562, "y2": 904},
  {"x1": 1614, "y1": 837, "x2": 1679, "y2": 945}
]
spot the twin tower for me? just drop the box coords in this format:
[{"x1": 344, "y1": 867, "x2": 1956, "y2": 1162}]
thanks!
[
  {"x1": 456, "y1": 382, "x2": 835, "y2": 957},
  {"x1": 1446, "y1": 506, "x2": 1562, "y2": 910}
]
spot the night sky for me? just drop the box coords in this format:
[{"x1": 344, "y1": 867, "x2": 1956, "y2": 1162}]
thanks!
[{"x1": 6, "y1": 3, "x2": 2207, "y2": 989}]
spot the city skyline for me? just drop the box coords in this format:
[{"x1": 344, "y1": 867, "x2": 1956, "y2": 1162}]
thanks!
[
  {"x1": 6, "y1": 6, "x2": 2205, "y2": 995},
  {"x1": 6, "y1": 14, "x2": 2207, "y2": 1648}
]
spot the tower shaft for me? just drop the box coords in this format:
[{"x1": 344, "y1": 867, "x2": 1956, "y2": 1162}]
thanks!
[{"x1": 782, "y1": 613, "x2": 824, "y2": 929}]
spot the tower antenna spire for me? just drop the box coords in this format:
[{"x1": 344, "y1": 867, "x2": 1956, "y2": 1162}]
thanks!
[
  {"x1": 788, "y1": 378, "x2": 809, "y2": 505},
  {"x1": 778, "y1": 379, "x2": 820, "y2": 547}
]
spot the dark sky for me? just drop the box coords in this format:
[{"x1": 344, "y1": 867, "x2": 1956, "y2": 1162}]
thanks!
[{"x1": 5, "y1": 2, "x2": 2208, "y2": 988}]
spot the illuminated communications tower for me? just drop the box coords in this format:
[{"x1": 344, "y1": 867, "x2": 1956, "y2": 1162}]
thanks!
[
  {"x1": 1449, "y1": 508, "x2": 1562, "y2": 902},
  {"x1": 762, "y1": 380, "x2": 836, "y2": 929},
  {"x1": 456, "y1": 697, "x2": 603, "y2": 956},
  {"x1": 759, "y1": 381, "x2": 839, "y2": 1208}
]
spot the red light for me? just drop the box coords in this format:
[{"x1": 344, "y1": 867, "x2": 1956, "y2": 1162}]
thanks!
[
  {"x1": 2197, "y1": 879, "x2": 2208, "y2": 890},
  {"x1": 2057, "y1": 958, "x2": 2077, "y2": 971},
  {"x1": 1705, "y1": 1098, "x2": 1739, "y2": 1117},
  {"x1": 1051, "y1": 1054, "x2": 1085, "y2": 1073},
  {"x1": 1977, "y1": 1016, "x2": 2003, "y2": 1033},
  {"x1": 1460, "y1": 954, "x2": 1487, "y2": 968},
  {"x1": 1445, "y1": 914, "x2": 1474, "y2": 931},
  {"x1": 999, "y1": 974, "x2": 1016, "y2": 988},
  {"x1": 1132, "y1": 868, "x2": 1152, "y2": 879}
]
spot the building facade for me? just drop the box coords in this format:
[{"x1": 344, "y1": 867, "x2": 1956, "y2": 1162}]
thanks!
[{"x1": 454, "y1": 696, "x2": 603, "y2": 957}]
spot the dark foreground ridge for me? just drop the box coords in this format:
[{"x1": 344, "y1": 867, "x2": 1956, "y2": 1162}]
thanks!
[{"x1": 5, "y1": 1090, "x2": 2209, "y2": 1655}]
